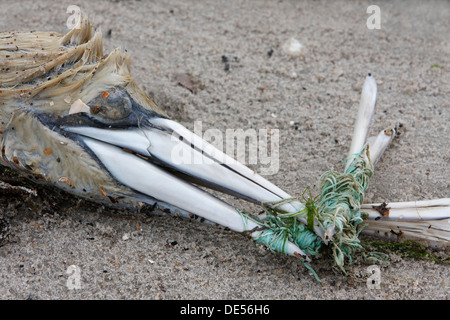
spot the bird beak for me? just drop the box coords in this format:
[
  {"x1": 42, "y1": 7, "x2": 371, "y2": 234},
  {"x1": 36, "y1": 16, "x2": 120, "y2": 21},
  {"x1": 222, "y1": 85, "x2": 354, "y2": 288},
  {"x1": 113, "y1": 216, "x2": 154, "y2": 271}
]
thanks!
[{"x1": 64, "y1": 116, "x2": 304, "y2": 231}]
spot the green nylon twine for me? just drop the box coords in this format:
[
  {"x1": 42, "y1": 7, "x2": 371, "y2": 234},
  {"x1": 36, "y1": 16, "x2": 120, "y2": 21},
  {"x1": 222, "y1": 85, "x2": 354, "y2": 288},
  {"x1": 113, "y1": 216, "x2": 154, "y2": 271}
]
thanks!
[
  {"x1": 316, "y1": 145, "x2": 374, "y2": 271},
  {"x1": 241, "y1": 144, "x2": 386, "y2": 277}
]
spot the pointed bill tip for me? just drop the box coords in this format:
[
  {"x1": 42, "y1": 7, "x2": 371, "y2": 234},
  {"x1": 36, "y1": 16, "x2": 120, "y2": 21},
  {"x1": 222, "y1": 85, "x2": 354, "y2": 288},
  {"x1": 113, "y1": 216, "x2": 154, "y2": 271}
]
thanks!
[{"x1": 362, "y1": 73, "x2": 377, "y2": 99}]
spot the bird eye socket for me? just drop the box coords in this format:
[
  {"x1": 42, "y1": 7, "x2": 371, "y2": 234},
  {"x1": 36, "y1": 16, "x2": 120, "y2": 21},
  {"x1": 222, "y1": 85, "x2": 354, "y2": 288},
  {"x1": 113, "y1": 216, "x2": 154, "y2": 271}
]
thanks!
[{"x1": 87, "y1": 87, "x2": 132, "y2": 122}]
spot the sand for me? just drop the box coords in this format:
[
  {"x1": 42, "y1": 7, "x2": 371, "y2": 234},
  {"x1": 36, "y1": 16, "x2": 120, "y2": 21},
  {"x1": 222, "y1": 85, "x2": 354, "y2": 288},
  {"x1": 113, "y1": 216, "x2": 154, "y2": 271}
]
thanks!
[{"x1": 0, "y1": 0, "x2": 448, "y2": 300}]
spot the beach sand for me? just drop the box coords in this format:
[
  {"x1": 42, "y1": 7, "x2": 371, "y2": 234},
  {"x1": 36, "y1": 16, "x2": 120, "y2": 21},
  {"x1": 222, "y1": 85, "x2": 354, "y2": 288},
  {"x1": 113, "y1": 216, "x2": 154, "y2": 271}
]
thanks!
[{"x1": 0, "y1": 0, "x2": 448, "y2": 299}]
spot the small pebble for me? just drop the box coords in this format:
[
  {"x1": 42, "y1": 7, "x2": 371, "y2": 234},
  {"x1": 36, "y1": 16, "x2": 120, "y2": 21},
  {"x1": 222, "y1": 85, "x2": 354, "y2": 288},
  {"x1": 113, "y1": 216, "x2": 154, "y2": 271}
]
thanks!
[{"x1": 282, "y1": 38, "x2": 304, "y2": 57}]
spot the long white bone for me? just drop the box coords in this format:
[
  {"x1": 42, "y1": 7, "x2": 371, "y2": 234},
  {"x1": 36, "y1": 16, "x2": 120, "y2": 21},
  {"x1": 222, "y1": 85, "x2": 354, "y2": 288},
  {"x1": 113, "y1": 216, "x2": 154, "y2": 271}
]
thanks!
[
  {"x1": 346, "y1": 74, "x2": 377, "y2": 171},
  {"x1": 367, "y1": 128, "x2": 396, "y2": 165}
]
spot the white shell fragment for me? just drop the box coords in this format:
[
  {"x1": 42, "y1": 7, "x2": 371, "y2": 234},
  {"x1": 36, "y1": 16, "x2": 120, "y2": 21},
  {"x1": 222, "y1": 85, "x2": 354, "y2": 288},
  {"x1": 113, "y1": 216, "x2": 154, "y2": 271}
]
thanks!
[
  {"x1": 282, "y1": 38, "x2": 304, "y2": 57},
  {"x1": 69, "y1": 99, "x2": 91, "y2": 115}
]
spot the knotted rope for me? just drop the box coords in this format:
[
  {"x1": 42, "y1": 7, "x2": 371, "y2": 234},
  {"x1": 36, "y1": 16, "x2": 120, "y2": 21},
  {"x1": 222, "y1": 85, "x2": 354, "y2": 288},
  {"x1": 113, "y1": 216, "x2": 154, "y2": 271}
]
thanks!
[
  {"x1": 315, "y1": 145, "x2": 373, "y2": 270},
  {"x1": 241, "y1": 144, "x2": 386, "y2": 278}
]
